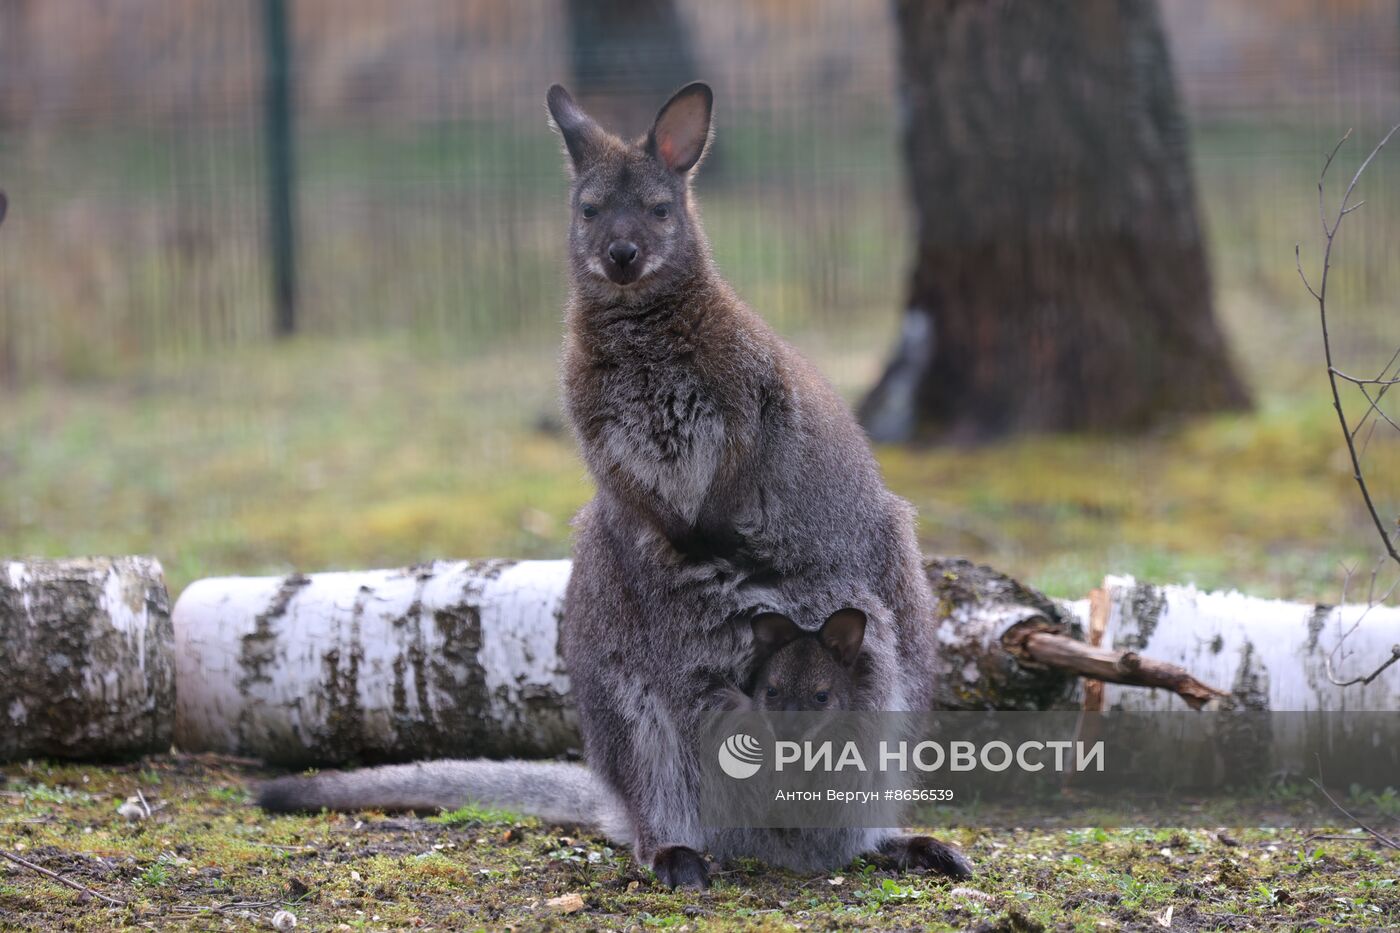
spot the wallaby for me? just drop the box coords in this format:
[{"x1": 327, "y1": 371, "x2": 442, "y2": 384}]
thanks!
[
  {"x1": 258, "y1": 82, "x2": 972, "y2": 888},
  {"x1": 711, "y1": 609, "x2": 867, "y2": 713}
]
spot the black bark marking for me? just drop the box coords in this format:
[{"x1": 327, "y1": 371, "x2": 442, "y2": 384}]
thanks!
[
  {"x1": 382, "y1": 567, "x2": 441, "y2": 759},
  {"x1": 1118, "y1": 582, "x2": 1165, "y2": 650},
  {"x1": 1218, "y1": 643, "x2": 1273, "y2": 784},
  {"x1": 430, "y1": 602, "x2": 494, "y2": 754},
  {"x1": 1306, "y1": 604, "x2": 1332, "y2": 652},
  {"x1": 235, "y1": 573, "x2": 309, "y2": 754},
  {"x1": 1227, "y1": 641, "x2": 1271, "y2": 711},
  {"x1": 308, "y1": 585, "x2": 370, "y2": 762}
]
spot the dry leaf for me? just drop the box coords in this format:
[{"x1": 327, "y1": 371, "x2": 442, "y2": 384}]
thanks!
[{"x1": 546, "y1": 893, "x2": 585, "y2": 914}]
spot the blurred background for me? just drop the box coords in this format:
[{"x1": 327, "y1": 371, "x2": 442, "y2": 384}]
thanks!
[{"x1": 1, "y1": 0, "x2": 1398, "y2": 600}]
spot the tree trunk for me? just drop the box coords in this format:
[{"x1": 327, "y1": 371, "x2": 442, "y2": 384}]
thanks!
[
  {"x1": 861, "y1": 0, "x2": 1250, "y2": 442},
  {"x1": 563, "y1": 0, "x2": 699, "y2": 136},
  {"x1": 0, "y1": 557, "x2": 174, "y2": 761},
  {"x1": 170, "y1": 558, "x2": 1400, "y2": 766}
]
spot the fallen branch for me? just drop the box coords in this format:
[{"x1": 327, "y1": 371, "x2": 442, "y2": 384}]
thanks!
[
  {"x1": 1002, "y1": 621, "x2": 1229, "y2": 710},
  {"x1": 0, "y1": 848, "x2": 126, "y2": 907}
]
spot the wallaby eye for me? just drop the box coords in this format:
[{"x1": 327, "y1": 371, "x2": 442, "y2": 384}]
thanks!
[
  {"x1": 651, "y1": 204, "x2": 670, "y2": 219},
  {"x1": 813, "y1": 691, "x2": 830, "y2": 704},
  {"x1": 581, "y1": 204, "x2": 598, "y2": 219},
  {"x1": 765, "y1": 686, "x2": 779, "y2": 699}
]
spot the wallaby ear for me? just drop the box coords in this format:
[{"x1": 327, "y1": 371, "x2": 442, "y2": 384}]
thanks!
[
  {"x1": 647, "y1": 82, "x2": 713, "y2": 174},
  {"x1": 750, "y1": 612, "x2": 801, "y2": 652},
  {"x1": 819, "y1": 609, "x2": 867, "y2": 668},
  {"x1": 546, "y1": 84, "x2": 604, "y2": 172}
]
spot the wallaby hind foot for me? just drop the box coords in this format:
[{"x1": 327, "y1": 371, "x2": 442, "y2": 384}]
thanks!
[
  {"x1": 879, "y1": 834, "x2": 974, "y2": 880},
  {"x1": 652, "y1": 845, "x2": 710, "y2": 890}
]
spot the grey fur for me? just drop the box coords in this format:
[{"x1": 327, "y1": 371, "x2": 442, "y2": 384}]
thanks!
[
  {"x1": 255, "y1": 83, "x2": 970, "y2": 886},
  {"x1": 258, "y1": 760, "x2": 621, "y2": 832},
  {"x1": 553, "y1": 83, "x2": 960, "y2": 883},
  {"x1": 720, "y1": 610, "x2": 866, "y2": 713}
]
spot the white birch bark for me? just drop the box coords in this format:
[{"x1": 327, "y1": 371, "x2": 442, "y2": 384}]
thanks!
[
  {"x1": 1, "y1": 556, "x2": 174, "y2": 760},
  {"x1": 172, "y1": 560, "x2": 576, "y2": 764},
  {"x1": 1063, "y1": 575, "x2": 1400, "y2": 711},
  {"x1": 170, "y1": 561, "x2": 1400, "y2": 765}
]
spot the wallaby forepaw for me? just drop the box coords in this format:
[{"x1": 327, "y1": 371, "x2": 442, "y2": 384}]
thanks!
[
  {"x1": 883, "y1": 834, "x2": 973, "y2": 880},
  {"x1": 652, "y1": 846, "x2": 710, "y2": 889}
]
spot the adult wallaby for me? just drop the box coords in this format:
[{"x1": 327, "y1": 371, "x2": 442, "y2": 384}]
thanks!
[{"x1": 258, "y1": 83, "x2": 971, "y2": 889}]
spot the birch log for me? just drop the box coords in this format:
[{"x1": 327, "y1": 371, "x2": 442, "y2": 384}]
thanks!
[
  {"x1": 1060, "y1": 575, "x2": 1400, "y2": 711},
  {"x1": 171, "y1": 559, "x2": 1400, "y2": 765},
  {"x1": 173, "y1": 561, "x2": 577, "y2": 765},
  {"x1": 1, "y1": 557, "x2": 174, "y2": 761}
]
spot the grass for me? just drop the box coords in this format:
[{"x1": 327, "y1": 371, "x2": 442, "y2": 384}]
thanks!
[
  {"x1": 0, "y1": 327, "x2": 1391, "y2": 601},
  {"x1": 2, "y1": 118, "x2": 1399, "y2": 929},
  {"x1": 4, "y1": 117, "x2": 1398, "y2": 599},
  {"x1": 1, "y1": 757, "x2": 1395, "y2": 931}
]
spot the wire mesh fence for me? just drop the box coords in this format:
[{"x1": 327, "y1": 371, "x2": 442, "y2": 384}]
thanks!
[
  {"x1": 1, "y1": 0, "x2": 1399, "y2": 592},
  {"x1": 0, "y1": 1, "x2": 909, "y2": 390}
]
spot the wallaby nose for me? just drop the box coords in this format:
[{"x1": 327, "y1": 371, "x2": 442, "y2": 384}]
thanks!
[{"x1": 608, "y1": 240, "x2": 639, "y2": 269}]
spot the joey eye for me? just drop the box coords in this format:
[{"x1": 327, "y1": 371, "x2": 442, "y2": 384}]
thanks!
[
  {"x1": 581, "y1": 204, "x2": 598, "y2": 219},
  {"x1": 813, "y1": 691, "x2": 830, "y2": 704},
  {"x1": 765, "y1": 686, "x2": 779, "y2": 699},
  {"x1": 651, "y1": 204, "x2": 670, "y2": 219}
]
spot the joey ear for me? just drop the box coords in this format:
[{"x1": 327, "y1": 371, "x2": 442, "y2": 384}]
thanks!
[
  {"x1": 819, "y1": 609, "x2": 867, "y2": 668},
  {"x1": 750, "y1": 612, "x2": 801, "y2": 652},
  {"x1": 647, "y1": 82, "x2": 713, "y2": 174},
  {"x1": 546, "y1": 84, "x2": 605, "y2": 172}
]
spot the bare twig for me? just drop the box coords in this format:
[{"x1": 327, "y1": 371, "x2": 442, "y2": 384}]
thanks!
[
  {"x1": 1002, "y1": 621, "x2": 1230, "y2": 710},
  {"x1": 0, "y1": 848, "x2": 127, "y2": 907},
  {"x1": 135, "y1": 788, "x2": 152, "y2": 820},
  {"x1": 1308, "y1": 778, "x2": 1400, "y2": 851},
  {"x1": 171, "y1": 899, "x2": 280, "y2": 914},
  {"x1": 1298, "y1": 124, "x2": 1400, "y2": 568},
  {"x1": 1324, "y1": 561, "x2": 1400, "y2": 686},
  {"x1": 1328, "y1": 644, "x2": 1400, "y2": 687},
  {"x1": 1301, "y1": 832, "x2": 1370, "y2": 845}
]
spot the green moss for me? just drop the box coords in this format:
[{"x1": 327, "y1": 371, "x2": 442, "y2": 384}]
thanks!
[{"x1": 2, "y1": 757, "x2": 1395, "y2": 930}]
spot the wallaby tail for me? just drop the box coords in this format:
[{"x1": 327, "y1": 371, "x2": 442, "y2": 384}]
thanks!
[{"x1": 257, "y1": 760, "x2": 603, "y2": 827}]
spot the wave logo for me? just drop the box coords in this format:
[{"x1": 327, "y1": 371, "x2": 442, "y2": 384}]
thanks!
[{"x1": 717, "y1": 733, "x2": 764, "y2": 780}]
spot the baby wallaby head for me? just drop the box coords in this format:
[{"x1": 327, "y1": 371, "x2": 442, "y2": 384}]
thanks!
[
  {"x1": 545, "y1": 82, "x2": 712, "y2": 298},
  {"x1": 749, "y1": 609, "x2": 867, "y2": 712}
]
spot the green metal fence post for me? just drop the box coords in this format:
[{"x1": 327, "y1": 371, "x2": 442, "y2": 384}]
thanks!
[{"x1": 263, "y1": 0, "x2": 297, "y2": 337}]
